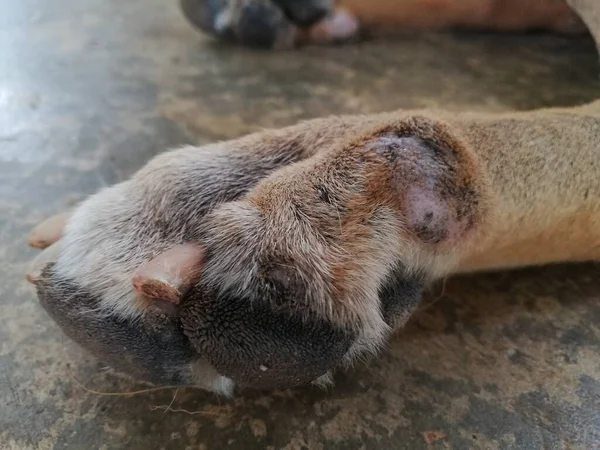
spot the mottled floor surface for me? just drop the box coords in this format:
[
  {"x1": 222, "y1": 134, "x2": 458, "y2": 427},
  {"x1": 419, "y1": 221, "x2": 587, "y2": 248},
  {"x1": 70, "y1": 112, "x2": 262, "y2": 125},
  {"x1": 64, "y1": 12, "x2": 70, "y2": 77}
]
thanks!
[{"x1": 1, "y1": 0, "x2": 600, "y2": 449}]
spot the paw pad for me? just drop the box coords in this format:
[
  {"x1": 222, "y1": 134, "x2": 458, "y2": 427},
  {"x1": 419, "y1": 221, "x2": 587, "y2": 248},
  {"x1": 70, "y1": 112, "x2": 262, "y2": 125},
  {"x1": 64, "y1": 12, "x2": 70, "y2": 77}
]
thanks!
[{"x1": 180, "y1": 0, "x2": 296, "y2": 49}]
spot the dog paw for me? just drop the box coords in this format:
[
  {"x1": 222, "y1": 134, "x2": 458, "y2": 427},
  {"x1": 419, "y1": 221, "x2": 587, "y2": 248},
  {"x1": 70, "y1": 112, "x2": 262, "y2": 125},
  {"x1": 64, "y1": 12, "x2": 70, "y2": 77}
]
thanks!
[
  {"x1": 180, "y1": 0, "x2": 358, "y2": 48},
  {"x1": 26, "y1": 135, "x2": 303, "y2": 392},
  {"x1": 182, "y1": 116, "x2": 486, "y2": 388},
  {"x1": 26, "y1": 114, "x2": 485, "y2": 392}
]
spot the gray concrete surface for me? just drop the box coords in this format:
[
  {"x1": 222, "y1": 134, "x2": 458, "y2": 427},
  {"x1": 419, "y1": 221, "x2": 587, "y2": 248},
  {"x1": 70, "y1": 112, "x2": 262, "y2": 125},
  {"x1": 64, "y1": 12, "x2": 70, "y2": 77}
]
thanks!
[{"x1": 1, "y1": 0, "x2": 600, "y2": 448}]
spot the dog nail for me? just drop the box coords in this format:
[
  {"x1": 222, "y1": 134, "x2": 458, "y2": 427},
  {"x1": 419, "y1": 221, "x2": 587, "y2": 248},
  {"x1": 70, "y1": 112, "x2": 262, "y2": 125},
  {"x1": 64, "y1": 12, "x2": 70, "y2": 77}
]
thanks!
[
  {"x1": 27, "y1": 213, "x2": 70, "y2": 249},
  {"x1": 25, "y1": 241, "x2": 61, "y2": 284},
  {"x1": 132, "y1": 243, "x2": 205, "y2": 305}
]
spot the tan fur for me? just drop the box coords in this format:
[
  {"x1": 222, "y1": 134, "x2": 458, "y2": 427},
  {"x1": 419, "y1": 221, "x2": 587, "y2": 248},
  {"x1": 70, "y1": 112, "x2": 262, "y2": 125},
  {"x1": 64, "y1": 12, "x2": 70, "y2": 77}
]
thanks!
[
  {"x1": 298, "y1": 0, "x2": 591, "y2": 46},
  {"x1": 452, "y1": 103, "x2": 600, "y2": 271},
  {"x1": 337, "y1": 0, "x2": 582, "y2": 33},
  {"x1": 567, "y1": 0, "x2": 600, "y2": 58},
  {"x1": 349, "y1": 103, "x2": 595, "y2": 271}
]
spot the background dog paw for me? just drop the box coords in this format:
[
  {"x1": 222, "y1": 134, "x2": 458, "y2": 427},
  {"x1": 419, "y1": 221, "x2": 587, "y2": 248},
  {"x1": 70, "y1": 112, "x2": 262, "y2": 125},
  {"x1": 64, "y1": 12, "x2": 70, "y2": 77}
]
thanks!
[{"x1": 180, "y1": 0, "x2": 358, "y2": 48}]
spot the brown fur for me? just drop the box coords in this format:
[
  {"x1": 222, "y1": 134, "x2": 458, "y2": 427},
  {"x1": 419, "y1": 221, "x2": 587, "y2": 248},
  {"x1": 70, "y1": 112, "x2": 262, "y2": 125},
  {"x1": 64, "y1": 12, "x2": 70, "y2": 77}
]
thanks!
[
  {"x1": 337, "y1": 0, "x2": 583, "y2": 33},
  {"x1": 298, "y1": 0, "x2": 591, "y2": 46},
  {"x1": 225, "y1": 100, "x2": 600, "y2": 275},
  {"x1": 216, "y1": 101, "x2": 600, "y2": 325}
]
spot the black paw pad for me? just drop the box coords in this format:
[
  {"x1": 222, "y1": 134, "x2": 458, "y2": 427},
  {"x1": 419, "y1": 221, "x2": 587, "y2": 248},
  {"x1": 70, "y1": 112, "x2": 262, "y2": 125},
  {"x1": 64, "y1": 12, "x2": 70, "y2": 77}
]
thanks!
[
  {"x1": 272, "y1": 0, "x2": 332, "y2": 27},
  {"x1": 378, "y1": 263, "x2": 425, "y2": 327},
  {"x1": 181, "y1": 286, "x2": 355, "y2": 389},
  {"x1": 180, "y1": 0, "x2": 295, "y2": 49}
]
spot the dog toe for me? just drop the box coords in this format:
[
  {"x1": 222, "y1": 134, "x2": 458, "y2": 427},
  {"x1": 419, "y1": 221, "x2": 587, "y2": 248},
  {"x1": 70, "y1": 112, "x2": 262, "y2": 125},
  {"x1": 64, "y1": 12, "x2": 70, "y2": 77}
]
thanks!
[{"x1": 180, "y1": 0, "x2": 297, "y2": 49}]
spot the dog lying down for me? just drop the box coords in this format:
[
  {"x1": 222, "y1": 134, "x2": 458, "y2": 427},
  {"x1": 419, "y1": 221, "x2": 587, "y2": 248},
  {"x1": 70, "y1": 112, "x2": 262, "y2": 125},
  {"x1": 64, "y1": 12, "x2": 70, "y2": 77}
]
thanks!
[{"x1": 26, "y1": 99, "x2": 600, "y2": 396}]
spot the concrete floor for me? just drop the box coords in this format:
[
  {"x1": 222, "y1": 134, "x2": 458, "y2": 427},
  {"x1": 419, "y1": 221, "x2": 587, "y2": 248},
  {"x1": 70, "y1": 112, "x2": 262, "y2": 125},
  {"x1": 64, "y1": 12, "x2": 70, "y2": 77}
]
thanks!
[{"x1": 1, "y1": 0, "x2": 600, "y2": 449}]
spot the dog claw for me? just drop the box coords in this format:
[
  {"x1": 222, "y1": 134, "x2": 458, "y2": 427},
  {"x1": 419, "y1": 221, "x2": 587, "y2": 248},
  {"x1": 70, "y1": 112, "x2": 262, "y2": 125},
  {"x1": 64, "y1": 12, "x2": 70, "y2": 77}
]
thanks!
[
  {"x1": 132, "y1": 243, "x2": 205, "y2": 305},
  {"x1": 26, "y1": 241, "x2": 62, "y2": 284},
  {"x1": 27, "y1": 213, "x2": 70, "y2": 249}
]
